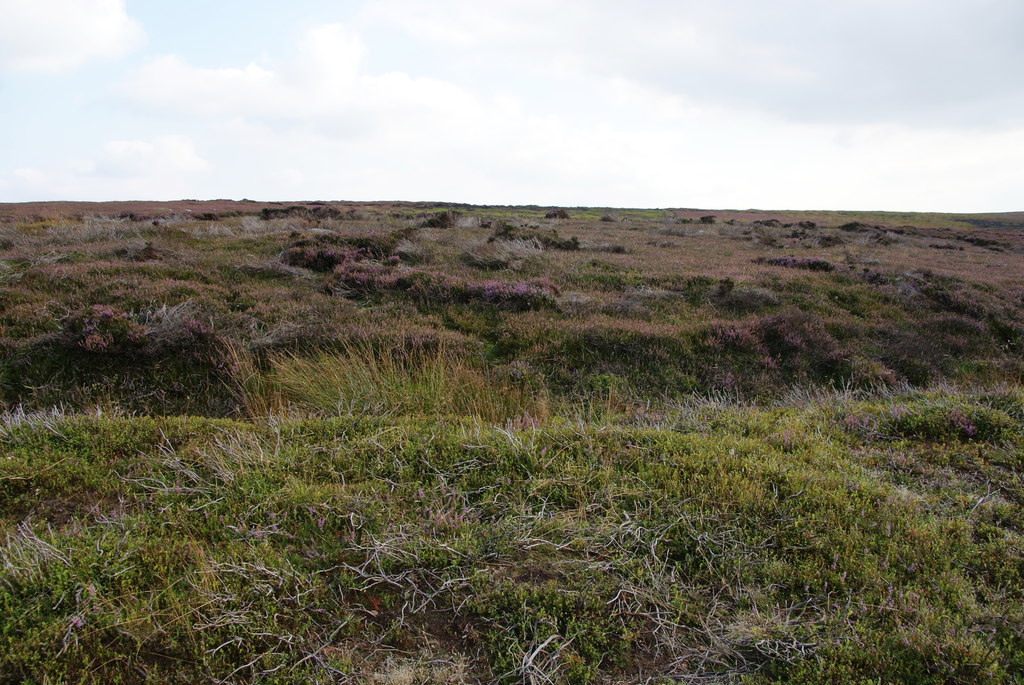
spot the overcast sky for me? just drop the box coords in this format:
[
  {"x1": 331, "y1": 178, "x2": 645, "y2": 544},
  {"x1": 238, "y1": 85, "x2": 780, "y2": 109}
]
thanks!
[{"x1": 1, "y1": 0, "x2": 1022, "y2": 211}]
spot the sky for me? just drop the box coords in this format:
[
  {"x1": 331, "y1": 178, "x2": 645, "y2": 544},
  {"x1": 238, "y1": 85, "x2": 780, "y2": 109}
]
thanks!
[{"x1": 1, "y1": 0, "x2": 1022, "y2": 211}]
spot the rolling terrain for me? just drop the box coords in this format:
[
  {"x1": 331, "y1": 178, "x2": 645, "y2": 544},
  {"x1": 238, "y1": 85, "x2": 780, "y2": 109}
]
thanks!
[{"x1": 1, "y1": 201, "x2": 1022, "y2": 682}]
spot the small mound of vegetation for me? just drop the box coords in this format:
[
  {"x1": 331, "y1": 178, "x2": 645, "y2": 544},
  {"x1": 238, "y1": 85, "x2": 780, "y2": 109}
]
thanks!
[
  {"x1": 326, "y1": 262, "x2": 560, "y2": 311},
  {"x1": 489, "y1": 222, "x2": 580, "y2": 250},
  {"x1": 259, "y1": 204, "x2": 348, "y2": 221},
  {"x1": 460, "y1": 238, "x2": 542, "y2": 270},
  {"x1": 281, "y1": 229, "x2": 414, "y2": 271},
  {"x1": 753, "y1": 255, "x2": 835, "y2": 271},
  {"x1": 418, "y1": 209, "x2": 461, "y2": 228}
]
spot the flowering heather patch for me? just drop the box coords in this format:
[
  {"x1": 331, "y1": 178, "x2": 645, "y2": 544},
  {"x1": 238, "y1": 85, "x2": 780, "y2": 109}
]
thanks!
[
  {"x1": 704, "y1": 321, "x2": 766, "y2": 355},
  {"x1": 281, "y1": 229, "x2": 414, "y2": 271},
  {"x1": 699, "y1": 310, "x2": 852, "y2": 385},
  {"x1": 281, "y1": 243, "x2": 364, "y2": 272},
  {"x1": 326, "y1": 261, "x2": 559, "y2": 311},
  {"x1": 62, "y1": 304, "x2": 144, "y2": 353},
  {"x1": 325, "y1": 262, "x2": 447, "y2": 297},
  {"x1": 881, "y1": 403, "x2": 1016, "y2": 442},
  {"x1": 837, "y1": 399, "x2": 1021, "y2": 446},
  {"x1": 2, "y1": 200, "x2": 1024, "y2": 411},
  {"x1": 753, "y1": 255, "x2": 835, "y2": 271},
  {"x1": 463, "y1": 277, "x2": 559, "y2": 309}
]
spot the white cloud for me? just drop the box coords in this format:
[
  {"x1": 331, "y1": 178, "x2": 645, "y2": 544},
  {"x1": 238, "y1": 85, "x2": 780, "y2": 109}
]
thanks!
[
  {"x1": 0, "y1": 0, "x2": 144, "y2": 73},
  {"x1": 359, "y1": 0, "x2": 1024, "y2": 127},
  {"x1": 98, "y1": 135, "x2": 211, "y2": 176},
  {"x1": 1, "y1": 135, "x2": 210, "y2": 200},
  {"x1": 121, "y1": 23, "x2": 480, "y2": 137}
]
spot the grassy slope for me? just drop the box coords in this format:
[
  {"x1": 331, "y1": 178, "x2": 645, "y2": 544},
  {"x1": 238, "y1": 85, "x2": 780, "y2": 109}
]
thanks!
[
  {"x1": 2, "y1": 391, "x2": 1022, "y2": 683},
  {"x1": 1, "y1": 202, "x2": 1023, "y2": 682}
]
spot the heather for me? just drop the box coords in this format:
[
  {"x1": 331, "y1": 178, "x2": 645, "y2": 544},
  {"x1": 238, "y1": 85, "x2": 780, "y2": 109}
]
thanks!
[
  {"x1": 0, "y1": 201, "x2": 1022, "y2": 682},
  {"x1": 2, "y1": 204, "x2": 1020, "y2": 413}
]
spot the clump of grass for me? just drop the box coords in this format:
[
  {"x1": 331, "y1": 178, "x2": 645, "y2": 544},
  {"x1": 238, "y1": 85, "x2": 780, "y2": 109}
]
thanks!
[
  {"x1": 394, "y1": 238, "x2": 434, "y2": 264},
  {"x1": 136, "y1": 300, "x2": 217, "y2": 356},
  {"x1": 240, "y1": 340, "x2": 548, "y2": 421},
  {"x1": 0, "y1": 260, "x2": 23, "y2": 283},
  {"x1": 461, "y1": 237, "x2": 542, "y2": 270}
]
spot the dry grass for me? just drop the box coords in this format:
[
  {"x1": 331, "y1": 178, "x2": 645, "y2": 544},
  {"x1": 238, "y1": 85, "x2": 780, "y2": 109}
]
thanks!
[
  {"x1": 460, "y1": 237, "x2": 542, "y2": 271},
  {"x1": 230, "y1": 339, "x2": 547, "y2": 422}
]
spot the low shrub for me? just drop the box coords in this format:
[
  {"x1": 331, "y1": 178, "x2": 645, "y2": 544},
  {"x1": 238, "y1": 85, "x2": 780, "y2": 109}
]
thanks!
[
  {"x1": 843, "y1": 401, "x2": 1019, "y2": 444},
  {"x1": 465, "y1": 277, "x2": 560, "y2": 310},
  {"x1": 113, "y1": 241, "x2": 165, "y2": 262},
  {"x1": 698, "y1": 310, "x2": 854, "y2": 392},
  {"x1": 259, "y1": 205, "x2": 344, "y2": 221},
  {"x1": 913, "y1": 271, "x2": 987, "y2": 318},
  {"x1": 281, "y1": 242, "x2": 362, "y2": 272},
  {"x1": 755, "y1": 310, "x2": 850, "y2": 372},
  {"x1": 418, "y1": 209, "x2": 461, "y2": 228},
  {"x1": 587, "y1": 243, "x2": 629, "y2": 254},
  {"x1": 281, "y1": 229, "x2": 414, "y2": 272},
  {"x1": 523, "y1": 319, "x2": 699, "y2": 397},
  {"x1": 754, "y1": 255, "x2": 835, "y2": 272},
  {"x1": 488, "y1": 223, "x2": 579, "y2": 250},
  {"x1": 61, "y1": 304, "x2": 144, "y2": 353},
  {"x1": 326, "y1": 262, "x2": 559, "y2": 311},
  {"x1": 817, "y1": 234, "x2": 845, "y2": 247}
]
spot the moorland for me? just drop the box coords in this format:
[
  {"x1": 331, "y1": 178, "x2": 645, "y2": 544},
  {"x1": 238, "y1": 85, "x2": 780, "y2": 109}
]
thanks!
[{"x1": 1, "y1": 200, "x2": 1022, "y2": 682}]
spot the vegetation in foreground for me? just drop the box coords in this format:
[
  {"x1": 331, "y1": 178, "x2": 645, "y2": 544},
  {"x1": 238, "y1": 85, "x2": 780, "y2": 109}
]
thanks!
[{"x1": 1, "y1": 201, "x2": 1022, "y2": 682}]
